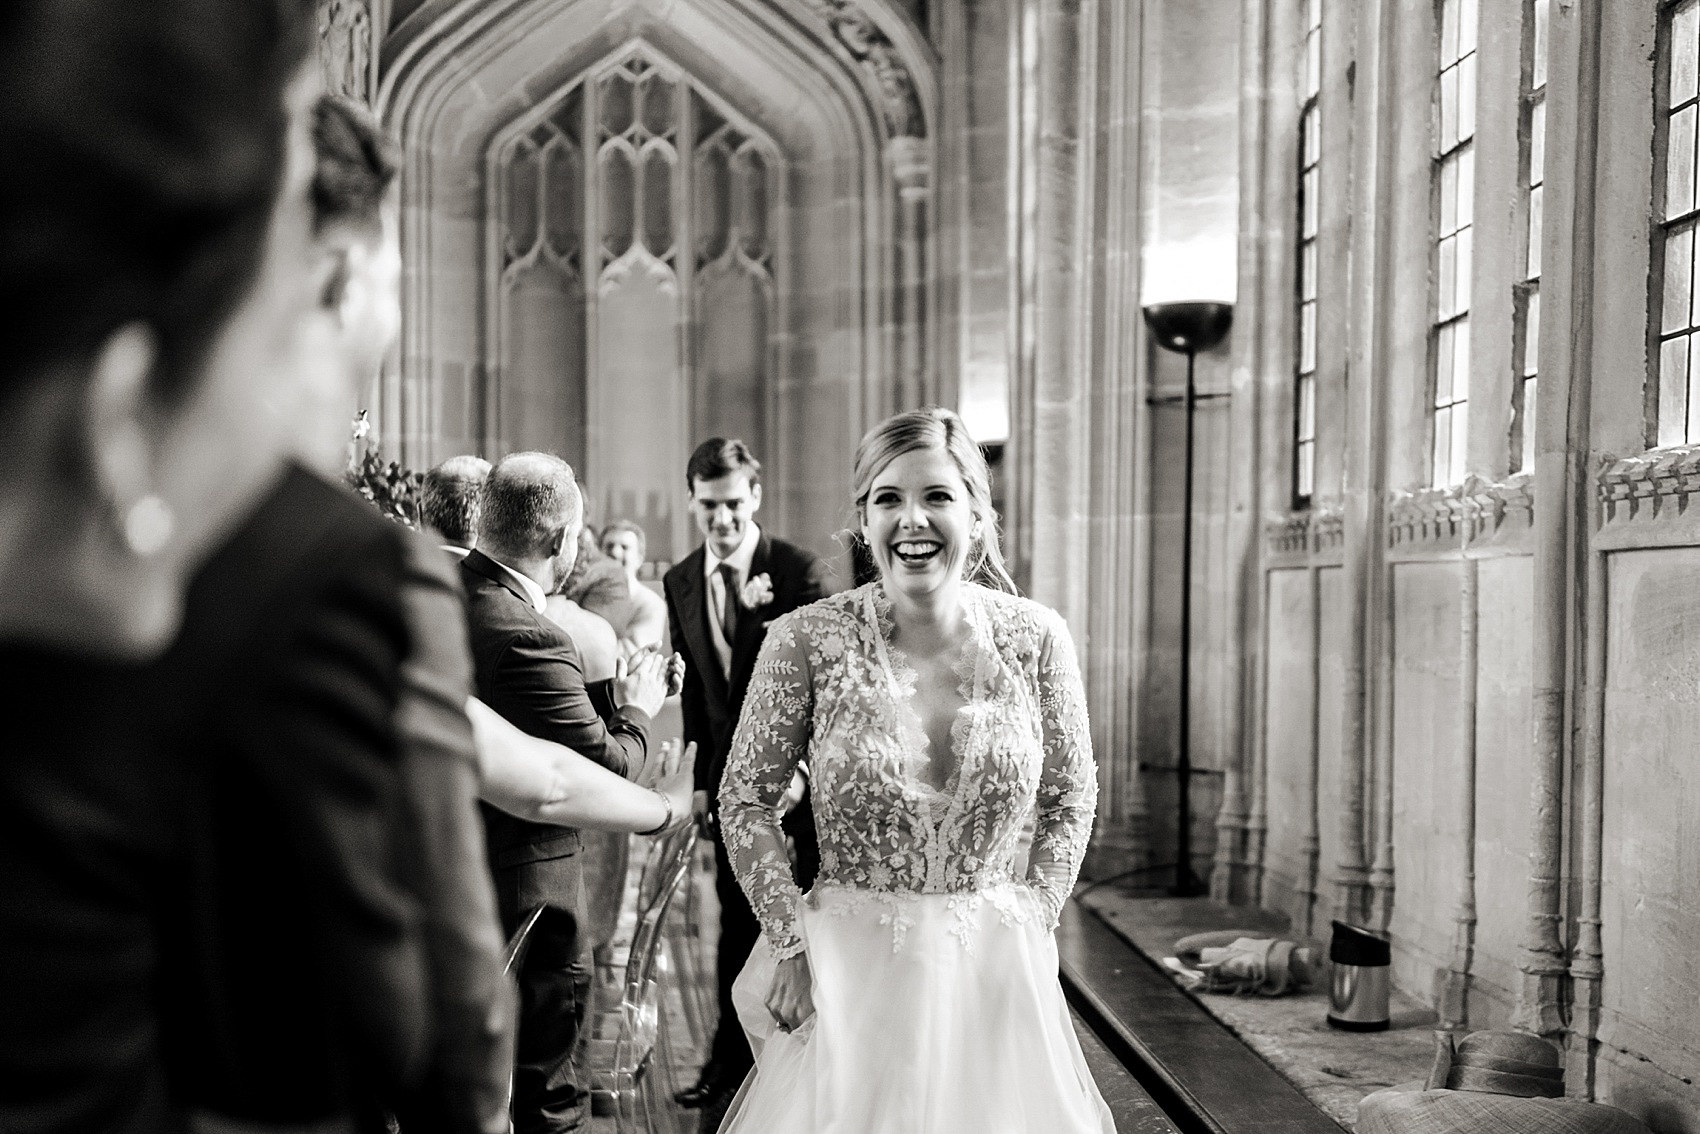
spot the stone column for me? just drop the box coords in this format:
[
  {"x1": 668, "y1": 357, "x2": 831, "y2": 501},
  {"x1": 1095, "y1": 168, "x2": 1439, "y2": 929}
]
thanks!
[
  {"x1": 1081, "y1": 0, "x2": 1150, "y2": 874},
  {"x1": 890, "y1": 137, "x2": 931, "y2": 410},
  {"x1": 1334, "y1": 0, "x2": 1398, "y2": 928},
  {"x1": 1517, "y1": 0, "x2": 1602, "y2": 1044},
  {"x1": 1440, "y1": 556, "x2": 1480, "y2": 1027},
  {"x1": 1007, "y1": 0, "x2": 1093, "y2": 625}
]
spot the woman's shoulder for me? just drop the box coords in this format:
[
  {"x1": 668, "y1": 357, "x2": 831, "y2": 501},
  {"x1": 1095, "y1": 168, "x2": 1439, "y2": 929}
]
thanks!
[
  {"x1": 972, "y1": 587, "x2": 1073, "y2": 653},
  {"x1": 767, "y1": 584, "x2": 870, "y2": 639}
]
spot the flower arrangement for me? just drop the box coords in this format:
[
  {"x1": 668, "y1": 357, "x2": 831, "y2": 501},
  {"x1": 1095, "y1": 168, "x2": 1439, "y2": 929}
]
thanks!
[{"x1": 344, "y1": 410, "x2": 422, "y2": 528}]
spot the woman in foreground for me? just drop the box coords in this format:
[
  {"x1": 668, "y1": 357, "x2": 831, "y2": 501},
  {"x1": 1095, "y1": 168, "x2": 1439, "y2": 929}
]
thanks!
[{"x1": 716, "y1": 407, "x2": 1113, "y2": 1133}]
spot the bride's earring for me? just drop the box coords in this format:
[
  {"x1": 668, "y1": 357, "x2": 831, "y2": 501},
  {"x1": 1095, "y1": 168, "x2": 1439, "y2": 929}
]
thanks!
[{"x1": 124, "y1": 493, "x2": 175, "y2": 558}]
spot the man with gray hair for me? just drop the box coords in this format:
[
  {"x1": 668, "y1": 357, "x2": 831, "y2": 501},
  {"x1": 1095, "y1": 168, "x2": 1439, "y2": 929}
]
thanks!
[
  {"x1": 421, "y1": 455, "x2": 492, "y2": 558},
  {"x1": 459, "y1": 451, "x2": 672, "y2": 1134}
]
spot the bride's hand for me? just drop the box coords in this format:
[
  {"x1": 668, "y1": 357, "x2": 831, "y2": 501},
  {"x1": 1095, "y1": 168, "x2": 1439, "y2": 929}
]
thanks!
[{"x1": 766, "y1": 953, "x2": 815, "y2": 1032}]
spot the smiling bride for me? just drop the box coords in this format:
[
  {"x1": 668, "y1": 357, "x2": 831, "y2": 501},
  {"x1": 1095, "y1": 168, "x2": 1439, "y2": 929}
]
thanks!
[{"x1": 714, "y1": 407, "x2": 1113, "y2": 1133}]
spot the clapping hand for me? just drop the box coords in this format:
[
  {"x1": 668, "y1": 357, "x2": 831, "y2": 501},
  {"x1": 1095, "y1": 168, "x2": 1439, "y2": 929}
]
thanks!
[
  {"x1": 612, "y1": 649, "x2": 668, "y2": 718},
  {"x1": 653, "y1": 739, "x2": 697, "y2": 833}
]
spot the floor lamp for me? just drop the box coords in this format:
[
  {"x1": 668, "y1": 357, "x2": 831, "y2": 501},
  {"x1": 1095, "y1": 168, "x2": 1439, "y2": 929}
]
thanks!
[{"x1": 1141, "y1": 300, "x2": 1233, "y2": 898}]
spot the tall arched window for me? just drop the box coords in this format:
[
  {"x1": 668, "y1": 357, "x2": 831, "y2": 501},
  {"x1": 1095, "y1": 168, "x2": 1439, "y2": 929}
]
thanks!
[
  {"x1": 1432, "y1": 0, "x2": 1477, "y2": 488},
  {"x1": 1294, "y1": 0, "x2": 1322, "y2": 507},
  {"x1": 1511, "y1": 0, "x2": 1548, "y2": 473},
  {"x1": 1654, "y1": 0, "x2": 1700, "y2": 448},
  {"x1": 491, "y1": 45, "x2": 779, "y2": 560}
]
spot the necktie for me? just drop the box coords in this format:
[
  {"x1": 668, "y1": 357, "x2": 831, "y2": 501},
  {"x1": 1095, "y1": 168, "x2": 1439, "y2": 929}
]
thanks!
[{"x1": 717, "y1": 562, "x2": 741, "y2": 647}]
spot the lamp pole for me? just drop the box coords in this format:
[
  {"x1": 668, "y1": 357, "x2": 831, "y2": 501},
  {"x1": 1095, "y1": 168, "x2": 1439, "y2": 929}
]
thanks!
[{"x1": 1142, "y1": 300, "x2": 1233, "y2": 898}]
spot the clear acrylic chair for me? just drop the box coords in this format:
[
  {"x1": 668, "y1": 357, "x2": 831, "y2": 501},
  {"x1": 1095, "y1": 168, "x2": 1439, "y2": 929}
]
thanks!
[{"x1": 595, "y1": 823, "x2": 701, "y2": 1133}]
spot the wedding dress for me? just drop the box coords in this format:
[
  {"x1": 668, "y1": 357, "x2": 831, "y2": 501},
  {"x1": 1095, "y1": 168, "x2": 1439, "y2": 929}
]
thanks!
[{"x1": 717, "y1": 582, "x2": 1114, "y2": 1134}]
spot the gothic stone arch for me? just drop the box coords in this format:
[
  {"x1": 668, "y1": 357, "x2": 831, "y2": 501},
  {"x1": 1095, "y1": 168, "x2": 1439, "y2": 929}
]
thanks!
[{"x1": 376, "y1": 0, "x2": 938, "y2": 561}]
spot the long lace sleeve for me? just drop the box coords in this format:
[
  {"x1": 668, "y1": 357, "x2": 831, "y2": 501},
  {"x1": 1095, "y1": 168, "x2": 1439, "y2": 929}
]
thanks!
[
  {"x1": 1026, "y1": 613, "x2": 1098, "y2": 928},
  {"x1": 719, "y1": 615, "x2": 813, "y2": 960}
]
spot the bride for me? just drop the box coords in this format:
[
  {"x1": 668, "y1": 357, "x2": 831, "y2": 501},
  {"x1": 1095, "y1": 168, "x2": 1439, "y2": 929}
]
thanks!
[{"x1": 716, "y1": 407, "x2": 1114, "y2": 1133}]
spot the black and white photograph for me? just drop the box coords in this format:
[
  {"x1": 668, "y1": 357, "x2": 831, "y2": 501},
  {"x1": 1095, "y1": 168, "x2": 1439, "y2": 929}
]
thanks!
[{"x1": 0, "y1": 2, "x2": 1695, "y2": 1133}]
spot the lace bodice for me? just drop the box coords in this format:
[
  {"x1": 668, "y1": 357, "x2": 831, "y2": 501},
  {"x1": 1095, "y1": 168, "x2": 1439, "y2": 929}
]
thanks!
[{"x1": 720, "y1": 583, "x2": 1098, "y2": 960}]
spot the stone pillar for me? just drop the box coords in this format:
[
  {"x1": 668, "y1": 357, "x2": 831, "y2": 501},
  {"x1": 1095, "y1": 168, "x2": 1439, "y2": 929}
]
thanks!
[
  {"x1": 1006, "y1": 0, "x2": 1092, "y2": 625},
  {"x1": 1440, "y1": 557, "x2": 1480, "y2": 1028},
  {"x1": 1334, "y1": 0, "x2": 1396, "y2": 928},
  {"x1": 890, "y1": 136, "x2": 931, "y2": 410},
  {"x1": 1080, "y1": 0, "x2": 1150, "y2": 875},
  {"x1": 1517, "y1": 0, "x2": 1602, "y2": 1044}
]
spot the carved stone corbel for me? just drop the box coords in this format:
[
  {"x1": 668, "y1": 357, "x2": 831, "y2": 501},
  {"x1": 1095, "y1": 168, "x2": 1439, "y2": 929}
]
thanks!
[
  {"x1": 318, "y1": 0, "x2": 374, "y2": 103},
  {"x1": 799, "y1": 0, "x2": 926, "y2": 139}
]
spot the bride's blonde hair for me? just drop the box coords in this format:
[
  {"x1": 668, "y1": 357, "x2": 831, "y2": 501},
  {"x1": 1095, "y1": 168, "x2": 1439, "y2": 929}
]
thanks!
[{"x1": 851, "y1": 407, "x2": 1019, "y2": 595}]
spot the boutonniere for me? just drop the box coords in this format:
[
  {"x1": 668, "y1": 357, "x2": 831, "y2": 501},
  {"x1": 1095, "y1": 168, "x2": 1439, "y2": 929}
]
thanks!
[{"x1": 740, "y1": 572, "x2": 775, "y2": 610}]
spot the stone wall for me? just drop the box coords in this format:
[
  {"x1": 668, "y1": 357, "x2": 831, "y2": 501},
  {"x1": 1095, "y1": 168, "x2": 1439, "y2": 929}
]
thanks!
[{"x1": 1230, "y1": 0, "x2": 1700, "y2": 1125}]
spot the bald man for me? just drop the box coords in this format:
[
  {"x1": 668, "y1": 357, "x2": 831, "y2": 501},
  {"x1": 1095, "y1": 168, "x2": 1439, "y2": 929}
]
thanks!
[{"x1": 458, "y1": 452, "x2": 669, "y2": 1134}]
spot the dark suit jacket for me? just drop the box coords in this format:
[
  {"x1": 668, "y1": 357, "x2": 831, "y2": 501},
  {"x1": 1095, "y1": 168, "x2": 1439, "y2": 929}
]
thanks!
[
  {"x1": 0, "y1": 465, "x2": 431, "y2": 1133},
  {"x1": 391, "y1": 535, "x2": 514, "y2": 1134},
  {"x1": 459, "y1": 549, "x2": 651, "y2": 871},
  {"x1": 663, "y1": 532, "x2": 830, "y2": 804}
]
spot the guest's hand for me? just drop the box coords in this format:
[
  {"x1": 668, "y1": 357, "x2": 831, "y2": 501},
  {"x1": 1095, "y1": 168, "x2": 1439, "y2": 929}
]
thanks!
[
  {"x1": 692, "y1": 789, "x2": 714, "y2": 838},
  {"x1": 612, "y1": 649, "x2": 668, "y2": 718},
  {"x1": 766, "y1": 953, "x2": 815, "y2": 1032},
  {"x1": 656, "y1": 741, "x2": 697, "y2": 832},
  {"x1": 664, "y1": 651, "x2": 686, "y2": 698}
]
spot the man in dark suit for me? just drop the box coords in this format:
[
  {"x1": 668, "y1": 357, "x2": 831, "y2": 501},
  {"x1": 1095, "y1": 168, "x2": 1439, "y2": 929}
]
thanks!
[
  {"x1": 460, "y1": 452, "x2": 672, "y2": 1134},
  {"x1": 663, "y1": 438, "x2": 830, "y2": 1122}
]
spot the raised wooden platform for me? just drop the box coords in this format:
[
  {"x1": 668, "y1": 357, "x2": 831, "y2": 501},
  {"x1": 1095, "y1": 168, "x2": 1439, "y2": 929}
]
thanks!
[{"x1": 1057, "y1": 902, "x2": 1347, "y2": 1134}]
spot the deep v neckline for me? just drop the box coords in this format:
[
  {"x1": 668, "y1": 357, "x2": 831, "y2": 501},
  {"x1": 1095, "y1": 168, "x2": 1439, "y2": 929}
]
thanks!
[{"x1": 865, "y1": 585, "x2": 982, "y2": 801}]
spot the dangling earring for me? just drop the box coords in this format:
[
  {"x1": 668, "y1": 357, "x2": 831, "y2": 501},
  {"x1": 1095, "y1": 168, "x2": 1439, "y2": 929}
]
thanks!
[{"x1": 124, "y1": 494, "x2": 174, "y2": 558}]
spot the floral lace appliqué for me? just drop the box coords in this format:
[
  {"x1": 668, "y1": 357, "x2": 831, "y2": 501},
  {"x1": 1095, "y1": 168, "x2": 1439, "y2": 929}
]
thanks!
[{"x1": 718, "y1": 583, "x2": 1098, "y2": 960}]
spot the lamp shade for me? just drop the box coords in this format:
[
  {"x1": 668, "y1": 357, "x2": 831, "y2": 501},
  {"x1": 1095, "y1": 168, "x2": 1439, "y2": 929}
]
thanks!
[{"x1": 1142, "y1": 301, "x2": 1234, "y2": 354}]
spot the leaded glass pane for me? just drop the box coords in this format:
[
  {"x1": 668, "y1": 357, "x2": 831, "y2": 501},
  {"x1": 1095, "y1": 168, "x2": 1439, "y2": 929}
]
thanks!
[
  {"x1": 1674, "y1": 0, "x2": 1700, "y2": 107},
  {"x1": 1301, "y1": 303, "x2": 1317, "y2": 373},
  {"x1": 1665, "y1": 225, "x2": 1694, "y2": 335},
  {"x1": 1530, "y1": 99, "x2": 1546, "y2": 187},
  {"x1": 1660, "y1": 333, "x2": 1692, "y2": 448},
  {"x1": 1523, "y1": 288, "x2": 1541, "y2": 378},
  {"x1": 1439, "y1": 235, "x2": 1459, "y2": 321},
  {"x1": 1456, "y1": 147, "x2": 1475, "y2": 229},
  {"x1": 1458, "y1": 54, "x2": 1477, "y2": 141},
  {"x1": 1532, "y1": 0, "x2": 1549, "y2": 89},
  {"x1": 1525, "y1": 184, "x2": 1543, "y2": 280},
  {"x1": 600, "y1": 145, "x2": 635, "y2": 257},
  {"x1": 1669, "y1": 104, "x2": 1698, "y2": 220}
]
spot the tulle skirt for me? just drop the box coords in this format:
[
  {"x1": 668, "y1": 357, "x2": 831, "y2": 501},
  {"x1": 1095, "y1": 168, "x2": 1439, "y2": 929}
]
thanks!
[{"x1": 718, "y1": 883, "x2": 1115, "y2": 1134}]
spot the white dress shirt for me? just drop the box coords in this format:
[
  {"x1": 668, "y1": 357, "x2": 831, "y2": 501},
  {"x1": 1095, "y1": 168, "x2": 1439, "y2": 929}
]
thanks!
[
  {"x1": 704, "y1": 522, "x2": 761, "y2": 676},
  {"x1": 494, "y1": 558, "x2": 548, "y2": 613}
]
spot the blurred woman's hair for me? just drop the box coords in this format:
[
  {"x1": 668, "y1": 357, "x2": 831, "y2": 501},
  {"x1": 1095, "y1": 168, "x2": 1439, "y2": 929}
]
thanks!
[
  {"x1": 600, "y1": 519, "x2": 648, "y2": 563},
  {"x1": 851, "y1": 407, "x2": 1018, "y2": 595},
  {"x1": 0, "y1": 0, "x2": 313, "y2": 404},
  {"x1": 311, "y1": 95, "x2": 400, "y2": 239}
]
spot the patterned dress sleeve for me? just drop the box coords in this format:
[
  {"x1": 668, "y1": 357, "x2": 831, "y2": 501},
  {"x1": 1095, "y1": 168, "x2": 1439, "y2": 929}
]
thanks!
[
  {"x1": 719, "y1": 613, "x2": 813, "y2": 959},
  {"x1": 1026, "y1": 611, "x2": 1099, "y2": 928}
]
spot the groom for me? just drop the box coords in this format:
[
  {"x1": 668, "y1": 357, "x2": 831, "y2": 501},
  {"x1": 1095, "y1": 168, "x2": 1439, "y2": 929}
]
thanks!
[{"x1": 664, "y1": 438, "x2": 829, "y2": 1123}]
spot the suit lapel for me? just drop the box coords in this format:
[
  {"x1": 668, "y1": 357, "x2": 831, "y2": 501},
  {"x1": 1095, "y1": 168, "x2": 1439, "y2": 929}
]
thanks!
[
  {"x1": 730, "y1": 534, "x2": 774, "y2": 681},
  {"x1": 462, "y1": 549, "x2": 534, "y2": 609},
  {"x1": 674, "y1": 548, "x2": 729, "y2": 703}
]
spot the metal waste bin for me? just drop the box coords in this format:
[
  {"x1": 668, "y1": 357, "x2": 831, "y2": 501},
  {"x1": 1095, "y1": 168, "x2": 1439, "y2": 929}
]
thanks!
[{"x1": 1326, "y1": 920, "x2": 1390, "y2": 1032}]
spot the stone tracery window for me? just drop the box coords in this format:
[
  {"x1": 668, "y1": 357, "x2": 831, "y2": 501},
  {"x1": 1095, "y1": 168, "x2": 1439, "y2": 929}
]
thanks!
[
  {"x1": 1293, "y1": 0, "x2": 1322, "y2": 508},
  {"x1": 492, "y1": 46, "x2": 779, "y2": 559},
  {"x1": 1431, "y1": 0, "x2": 1477, "y2": 488},
  {"x1": 1653, "y1": 0, "x2": 1700, "y2": 448}
]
